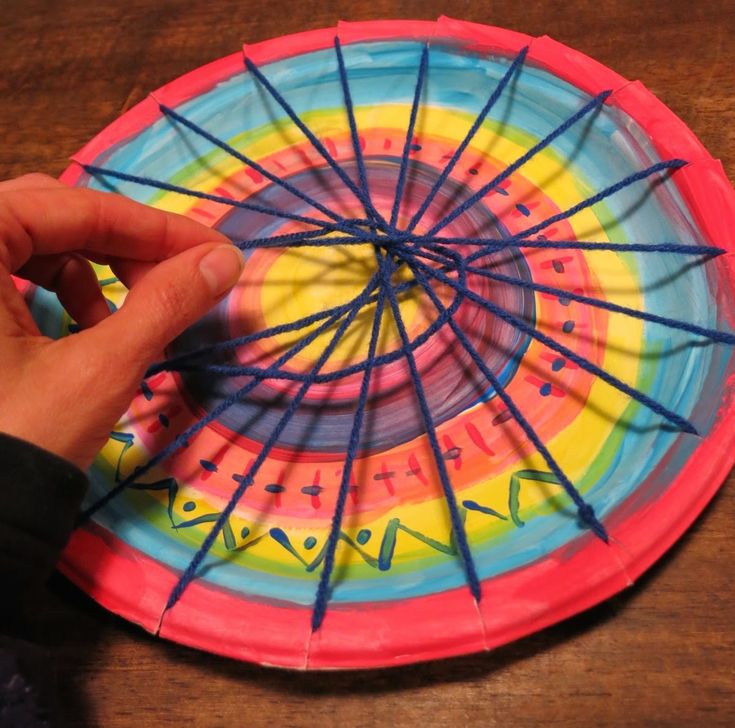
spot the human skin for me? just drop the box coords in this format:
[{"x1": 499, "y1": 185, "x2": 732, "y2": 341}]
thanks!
[{"x1": 0, "y1": 173, "x2": 244, "y2": 469}]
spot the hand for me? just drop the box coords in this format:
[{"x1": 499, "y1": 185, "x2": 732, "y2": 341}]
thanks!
[{"x1": 0, "y1": 174, "x2": 244, "y2": 469}]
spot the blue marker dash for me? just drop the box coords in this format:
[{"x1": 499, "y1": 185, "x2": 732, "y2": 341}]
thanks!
[{"x1": 199, "y1": 459, "x2": 218, "y2": 473}]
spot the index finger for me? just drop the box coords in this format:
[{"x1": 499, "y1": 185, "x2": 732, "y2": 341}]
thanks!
[{"x1": 0, "y1": 185, "x2": 230, "y2": 272}]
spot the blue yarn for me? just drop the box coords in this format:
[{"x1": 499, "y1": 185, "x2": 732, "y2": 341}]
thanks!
[
  {"x1": 460, "y1": 261, "x2": 735, "y2": 345},
  {"x1": 380, "y1": 253, "x2": 482, "y2": 603},
  {"x1": 466, "y1": 160, "x2": 687, "y2": 260},
  {"x1": 426, "y1": 90, "x2": 611, "y2": 237},
  {"x1": 398, "y1": 251, "x2": 699, "y2": 435},
  {"x1": 232, "y1": 229, "x2": 331, "y2": 248},
  {"x1": 237, "y1": 233, "x2": 385, "y2": 249},
  {"x1": 146, "y1": 275, "x2": 425, "y2": 377},
  {"x1": 389, "y1": 44, "x2": 429, "y2": 230},
  {"x1": 83, "y1": 164, "x2": 376, "y2": 240},
  {"x1": 401, "y1": 249, "x2": 608, "y2": 540},
  {"x1": 334, "y1": 37, "x2": 375, "y2": 216},
  {"x1": 311, "y1": 252, "x2": 389, "y2": 631},
  {"x1": 157, "y1": 273, "x2": 468, "y2": 384},
  {"x1": 160, "y1": 103, "x2": 369, "y2": 235},
  {"x1": 243, "y1": 55, "x2": 388, "y2": 228},
  {"x1": 408, "y1": 237, "x2": 724, "y2": 256},
  {"x1": 238, "y1": 230, "x2": 723, "y2": 258},
  {"x1": 164, "y1": 271, "x2": 381, "y2": 612},
  {"x1": 81, "y1": 274, "x2": 381, "y2": 523},
  {"x1": 405, "y1": 46, "x2": 528, "y2": 234},
  {"x1": 400, "y1": 241, "x2": 735, "y2": 345}
]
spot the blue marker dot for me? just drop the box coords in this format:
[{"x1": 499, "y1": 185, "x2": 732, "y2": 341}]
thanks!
[
  {"x1": 200, "y1": 459, "x2": 218, "y2": 472},
  {"x1": 540, "y1": 383, "x2": 552, "y2": 397},
  {"x1": 562, "y1": 320, "x2": 575, "y2": 333},
  {"x1": 141, "y1": 381, "x2": 153, "y2": 401},
  {"x1": 551, "y1": 357, "x2": 565, "y2": 372},
  {"x1": 356, "y1": 529, "x2": 372, "y2": 545},
  {"x1": 183, "y1": 501, "x2": 196, "y2": 512},
  {"x1": 158, "y1": 413, "x2": 170, "y2": 428},
  {"x1": 240, "y1": 526, "x2": 250, "y2": 539},
  {"x1": 558, "y1": 296, "x2": 571, "y2": 306},
  {"x1": 410, "y1": 143, "x2": 421, "y2": 152},
  {"x1": 468, "y1": 167, "x2": 479, "y2": 175},
  {"x1": 515, "y1": 203, "x2": 531, "y2": 217},
  {"x1": 552, "y1": 260, "x2": 565, "y2": 273},
  {"x1": 304, "y1": 536, "x2": 317, "y2": 550}
]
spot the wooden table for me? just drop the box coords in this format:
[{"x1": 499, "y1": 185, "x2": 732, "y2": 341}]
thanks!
[{"x1": 2, "y1": 1, "x2": 734, "y2": 725}]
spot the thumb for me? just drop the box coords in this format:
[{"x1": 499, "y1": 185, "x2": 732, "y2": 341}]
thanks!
[{"x1": 89, "y1": 242, "x2": 244, "y2": 369}]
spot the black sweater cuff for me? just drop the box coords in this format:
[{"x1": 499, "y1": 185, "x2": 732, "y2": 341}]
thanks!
[{"x1": 0, "y1": 432, "x2": 88, "y2": 622}]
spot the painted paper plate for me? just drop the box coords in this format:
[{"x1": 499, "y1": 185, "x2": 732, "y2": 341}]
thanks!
[{"x1": 29, "y1": 17, "x2": 735, "y2": 668}]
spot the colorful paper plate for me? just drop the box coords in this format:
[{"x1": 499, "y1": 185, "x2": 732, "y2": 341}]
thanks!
[{"x1": 27, "y1": 18, "x2": 735, "y2": 668}]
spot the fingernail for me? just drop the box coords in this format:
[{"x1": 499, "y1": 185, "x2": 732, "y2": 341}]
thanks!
[{"x1": 199, "y1": 245, "x2": 244, "y2": 297}]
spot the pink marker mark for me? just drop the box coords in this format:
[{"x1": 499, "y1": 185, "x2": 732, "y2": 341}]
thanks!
[
  {"x1": 323, "y1": 137, "x2": 338, "y2": 158},
  {"x1": 442, "y1": 434, "x2": 462, "y2": 471},
  {"x1": 465, "y1": 422, "x2": 495, "y2": 456},
  {"x1": 377, "y1": 462, "x2": 395, "y2": 495},
  {"x1": 245, "y1": 167, "x2": 264, "y2": 184},
  {"x1": 407, "y1": 453, "x2": 428, "y2": 486},
  {"x1": 213, "y1": 186, "x2": 235, "y2": 199},
  {"x1": 309, "y1": 469, "x2": 322, "y2": 509}
]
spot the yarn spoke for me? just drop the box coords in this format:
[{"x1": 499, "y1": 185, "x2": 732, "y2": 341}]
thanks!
[
  {"x1": 406, "y1": 46, "x2": 528, "y2": 234},
  {"x1": 157, "y1": 285, "x2": 459, "y2": 382},
  {"x1": 232, "y1": 229, "x2": 334, "y2": 248},
  {"x1": 311, "y1": 251, "x2": 389, "y2": 631},
  {"x1": 164, "y1": 270, "x2": 381, "y2": 613},
  {"x1": 243, "y1": 55, "x2": 388, "y2": 228},
  {"x1": 82, "y1": 164, "x2": 377, "y2": 240},
  {"x1": 334, "y1": 37, "x2": 376, "y2": 215},
  {"x1": 381, "y1": 253, "x2": 482, "y2": 602},
  {"x1": 159, "y1": 103, "x2": 368, "y2": 231},
  {"x1": 389, "y1": 43, "x2": 429, "y2": 230},
  {"x1": 400, "y1": 252, "x2": 698, "y2": 434},
  {"x1": 405, "y1": 236, "x2": 724, "y2": 256},
  {"x1": 465, "y1": 160, "x2": 687, "y2": 264},
  {"x1": 237, "y1": 234, "x2": 383, "y2": 250},
  {"x1": 424, "y1": 90, "x2": 612, "y2": 237},
  {"x1": 461, "y1": 262, "x2": 735, "y2": 345},
  {"x1": 399, "y1": 241, "x2": 735, "y2": 345},
  {"x1": 147, "y1": 274, "x2": 422, "y2": 377},
  {"x1": 400, "y1": 249, "x2": 607, "y2": 540}
]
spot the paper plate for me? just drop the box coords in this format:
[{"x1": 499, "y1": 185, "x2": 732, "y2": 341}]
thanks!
[{"x1": 26, "y1": 18, "x2": 735, "y2": 668}]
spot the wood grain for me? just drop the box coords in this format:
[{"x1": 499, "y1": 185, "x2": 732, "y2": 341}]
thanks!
[{"x1": 1, "y1": 1, "x2": 734, "y2": 725}]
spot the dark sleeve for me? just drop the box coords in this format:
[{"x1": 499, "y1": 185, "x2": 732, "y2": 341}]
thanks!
[
  {"x1": 0, "y1": 432, "x2": 88, "y2": 614},
  {"x1": 0, "y1": 432, "x2": 88, "y2": 727}
]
